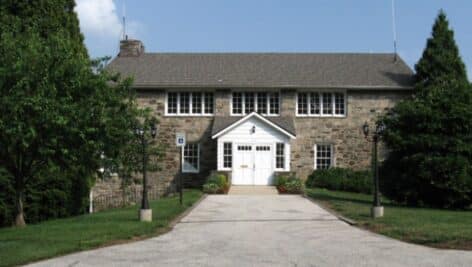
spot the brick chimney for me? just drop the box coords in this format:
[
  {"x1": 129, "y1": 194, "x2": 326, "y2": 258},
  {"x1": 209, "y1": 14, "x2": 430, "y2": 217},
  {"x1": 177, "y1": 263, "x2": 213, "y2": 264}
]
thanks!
[{"x1": 119, "y1": 37, "x2": 145, "y2": 57}]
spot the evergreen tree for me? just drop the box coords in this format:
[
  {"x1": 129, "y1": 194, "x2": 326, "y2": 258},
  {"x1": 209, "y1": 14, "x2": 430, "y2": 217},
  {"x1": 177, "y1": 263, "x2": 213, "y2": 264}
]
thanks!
[
  {"x1": 0, "y1": 1, "x2": 145, "y2": 226},
  {"x1": 380, "y1": 11, "x2": 472, "y2": 208},
  {"x1": 415, "y1": 10, "x2": 469, "y2": 87}
]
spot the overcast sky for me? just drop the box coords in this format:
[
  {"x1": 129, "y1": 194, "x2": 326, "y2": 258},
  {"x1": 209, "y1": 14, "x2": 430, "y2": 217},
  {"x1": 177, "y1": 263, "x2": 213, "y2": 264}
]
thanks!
[{"x1": 75, "y1": 0, "x2": 472, "y2": 79}]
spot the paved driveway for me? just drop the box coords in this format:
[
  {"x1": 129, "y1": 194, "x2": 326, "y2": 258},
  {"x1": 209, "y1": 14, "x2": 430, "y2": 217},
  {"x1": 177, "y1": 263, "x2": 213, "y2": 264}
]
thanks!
[{"x1": 29, "y1": 195, "x2": 472, "y2": 267}]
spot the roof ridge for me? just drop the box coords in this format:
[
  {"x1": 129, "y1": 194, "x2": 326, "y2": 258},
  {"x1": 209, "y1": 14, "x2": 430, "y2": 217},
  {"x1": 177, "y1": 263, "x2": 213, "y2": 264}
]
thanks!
[{"x1": 141, "y1": 52, "x2": 397, "y2": 55}]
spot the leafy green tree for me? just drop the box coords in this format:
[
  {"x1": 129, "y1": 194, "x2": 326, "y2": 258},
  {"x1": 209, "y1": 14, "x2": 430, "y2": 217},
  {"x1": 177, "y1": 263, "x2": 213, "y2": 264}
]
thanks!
[
  {"x1": 0, "y1": 1, "x2": 144, "y2": 226},
  {"x1": 380, "y1": 11, "x2": 472, "y2": 208}
]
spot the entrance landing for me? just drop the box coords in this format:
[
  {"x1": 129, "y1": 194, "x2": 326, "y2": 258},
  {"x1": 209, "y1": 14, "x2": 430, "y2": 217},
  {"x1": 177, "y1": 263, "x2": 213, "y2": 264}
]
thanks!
[{"x1": 228, "y1": 185, "x2": 278, "y2": 195}]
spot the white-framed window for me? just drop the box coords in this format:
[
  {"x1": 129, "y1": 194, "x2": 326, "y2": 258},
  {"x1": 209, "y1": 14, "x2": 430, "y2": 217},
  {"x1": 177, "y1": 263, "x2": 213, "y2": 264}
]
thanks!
[
  {"x1": 314, "y1": 144, "x2": 333, "y2": 170},
  {"x1": 223, "y1": 142, "x2": 232, "y2": 169},
  {"x1": 182, "y1": 144, "x2": 200, "y2": 173},
  {"x1": 276, "y1": 143, "x2": 285, "y2": 169},
  {"x1": 296, "y1": 91, "x2": 346, "y2": 117},
  {"x1": 232, "y1": 91, "x2": 279, "y2": 115},
  {"x1": 166, "y1": 92, "x2": 214, "y2": 116}
]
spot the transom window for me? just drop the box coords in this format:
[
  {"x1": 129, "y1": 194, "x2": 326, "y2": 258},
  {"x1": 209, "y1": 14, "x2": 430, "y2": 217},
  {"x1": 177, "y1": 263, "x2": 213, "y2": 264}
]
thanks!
[
  {"x1": 297, "y1": 92, "x2": 345, "y2": 116},
  {"x1": 237, "y1": 145, "x2": 252, "y2": 151},
  {"x1": 223, "y1": 142, "x2": 232, "y2": 169},
  {"x1": 314, "y1": 144, "x2": 333, "y2": 170},
  {"x1": 232, "y1": 92, "x2": 279, "y2": 115},
  {"x1": 255, "y1": 146, "x2": 270, "y2": 151},
  {"x1": 183, "y1": 144, "x2": 200, "y2": 173},
  {"x1": 167, "y1": 92, "x2": 214, "y2": 115},
  {"x1": 276, "y1": 143, "x2": 285, "y2": 169}
]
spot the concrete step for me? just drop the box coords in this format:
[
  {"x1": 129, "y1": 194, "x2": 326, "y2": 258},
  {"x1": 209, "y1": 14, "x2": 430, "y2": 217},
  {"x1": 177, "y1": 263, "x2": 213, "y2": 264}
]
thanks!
[{"x1": 228, "y1": 185, "x2": 279, "y2": 195}]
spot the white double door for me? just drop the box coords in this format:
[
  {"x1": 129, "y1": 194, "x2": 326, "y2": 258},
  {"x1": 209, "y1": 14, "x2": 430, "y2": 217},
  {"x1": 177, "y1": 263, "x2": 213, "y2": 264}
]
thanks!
[{"x1": 232, "y1": 144, "x2": 274, "y2": 185}]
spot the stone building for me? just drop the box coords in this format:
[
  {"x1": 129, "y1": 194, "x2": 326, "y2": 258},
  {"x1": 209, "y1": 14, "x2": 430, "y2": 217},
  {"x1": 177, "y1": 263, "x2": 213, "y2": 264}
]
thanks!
[{"x1": 93, "y1": 39, "x2": 414, "y2": 203}]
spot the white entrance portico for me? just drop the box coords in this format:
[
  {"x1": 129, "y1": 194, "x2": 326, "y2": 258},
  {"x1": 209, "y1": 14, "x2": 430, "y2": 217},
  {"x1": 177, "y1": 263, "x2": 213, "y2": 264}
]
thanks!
[{"x1": 212, "y1": 112, "x2": 296, "y2": 185}]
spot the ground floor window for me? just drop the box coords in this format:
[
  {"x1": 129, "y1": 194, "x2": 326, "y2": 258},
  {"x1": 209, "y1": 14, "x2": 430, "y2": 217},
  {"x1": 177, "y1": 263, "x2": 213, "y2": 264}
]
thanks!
[
  {"x1": 183, "y1": 144, "x2": 200, "y2": 173},
  {"x1": 276, "y1": 143, "x2": 285, "y2": 169},
  {"x1": 223, "y1": 142, "x2": 232, "y2": 168},
  {"x1": 314, "y1": 144, "x2": 333, "y2": 169}
]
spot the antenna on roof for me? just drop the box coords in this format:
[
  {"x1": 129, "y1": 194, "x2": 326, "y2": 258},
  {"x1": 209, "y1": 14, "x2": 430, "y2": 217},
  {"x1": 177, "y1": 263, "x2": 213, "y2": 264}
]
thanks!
[
  {"x1": 122, "y1": 0, "x2": 127, "y2": 40},
  {"x1": 391, "y1": 0, "x2": 398, "y2": 61}
]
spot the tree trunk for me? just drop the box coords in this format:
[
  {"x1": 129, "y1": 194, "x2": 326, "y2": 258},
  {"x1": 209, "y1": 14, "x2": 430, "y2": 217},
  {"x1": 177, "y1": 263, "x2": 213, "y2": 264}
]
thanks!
[{"x1": 14, "y1": 190, "x2": 26, "y2": 227}]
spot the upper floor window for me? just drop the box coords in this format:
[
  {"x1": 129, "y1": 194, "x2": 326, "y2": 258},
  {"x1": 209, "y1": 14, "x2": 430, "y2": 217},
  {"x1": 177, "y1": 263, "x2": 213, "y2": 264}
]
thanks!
[
  {"x1": 167, "y1": 92, "x2": 214, "y2": 115},
  {"x1": 232, "y1": 92, "x2": 279, "y2": 115},
  {"x1": 297, "y1": 92, "x2": 345, "y2": 117}
]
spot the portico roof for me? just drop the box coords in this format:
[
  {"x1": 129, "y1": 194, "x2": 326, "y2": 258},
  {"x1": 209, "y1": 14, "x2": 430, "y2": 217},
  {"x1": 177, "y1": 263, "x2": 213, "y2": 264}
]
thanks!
[{"x1": 211, "y1": 112, "x2": 296, "y2": 139}]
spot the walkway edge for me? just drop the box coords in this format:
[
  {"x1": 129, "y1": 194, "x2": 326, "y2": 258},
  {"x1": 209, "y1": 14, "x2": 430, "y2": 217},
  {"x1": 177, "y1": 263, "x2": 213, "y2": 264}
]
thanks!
[
  {"x1": 302, "y1": 194, "x2": 357, "y2": 225},
  {"x1": 168, "y1": 193, "x2": 208, "y2": 228}
]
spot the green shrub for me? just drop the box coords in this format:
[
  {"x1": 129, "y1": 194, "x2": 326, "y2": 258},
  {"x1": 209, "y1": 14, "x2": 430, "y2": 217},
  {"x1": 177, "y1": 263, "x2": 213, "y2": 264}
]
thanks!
[
  {"x1": 202, "y1": 174, "x2": 229, "y2": 194},
  {"x1": 275, "y1": 175, "x2": 304, "y2": 194},
  {"x1": 202, "y1": 183, "x2": 221, "y2": 194},
  {"x1": 206, "y1": 174, "x2": 227, "y2": 188},
  {"x1": 306, "y1": 168, "x2": 372, "y2": 194}
]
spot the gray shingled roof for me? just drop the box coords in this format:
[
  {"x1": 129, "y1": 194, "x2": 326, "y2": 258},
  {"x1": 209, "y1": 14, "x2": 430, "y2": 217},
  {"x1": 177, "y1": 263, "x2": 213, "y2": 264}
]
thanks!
[
  {"x1": 212, "y1": 115, "x2": 296, "y2": 137},
  {"x1": 107, "y1": 53, "x2": 414, "y2": 89}
]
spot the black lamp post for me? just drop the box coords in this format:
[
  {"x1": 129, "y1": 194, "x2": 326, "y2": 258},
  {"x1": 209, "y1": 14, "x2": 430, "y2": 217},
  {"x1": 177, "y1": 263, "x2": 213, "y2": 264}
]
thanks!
[
  {"x1": 362, "y1": 121, "x2": 385, "y2": 218},
  {"x1": 135, "y1": 123, "x2": 157, "y2": 222}
]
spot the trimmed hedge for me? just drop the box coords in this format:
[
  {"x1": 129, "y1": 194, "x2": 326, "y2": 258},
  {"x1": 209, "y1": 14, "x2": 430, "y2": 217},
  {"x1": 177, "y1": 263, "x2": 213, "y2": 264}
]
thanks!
[
  {"x1": 274, "y1": 175, "x2": 304, "y2": 194},
  {"x1": 306, "y1": 168, "x2": 372, "y2": 194},
  {"x1": 202, "y1": 174, "x2": 229, "y2": 194}
]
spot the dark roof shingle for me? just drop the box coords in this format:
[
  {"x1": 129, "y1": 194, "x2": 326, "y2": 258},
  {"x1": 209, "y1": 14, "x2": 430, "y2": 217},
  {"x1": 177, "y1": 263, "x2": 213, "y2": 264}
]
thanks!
[{"x1": 108, "y1": 53, "x2": 414, "y2": 89}]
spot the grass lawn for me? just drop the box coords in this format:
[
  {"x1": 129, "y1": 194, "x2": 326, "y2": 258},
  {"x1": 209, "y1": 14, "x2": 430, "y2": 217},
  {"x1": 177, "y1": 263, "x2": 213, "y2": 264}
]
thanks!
[
  {"x1": 306, "y1": 188, "x2": 472, "y2": 250},
  {"x1": 0, "y1": 189, "x2": 202, "y2": 267}
]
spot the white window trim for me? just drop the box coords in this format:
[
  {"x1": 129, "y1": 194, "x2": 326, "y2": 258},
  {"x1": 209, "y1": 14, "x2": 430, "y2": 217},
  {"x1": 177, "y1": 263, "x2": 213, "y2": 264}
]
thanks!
[
  {"x1": 221, "y1": 142, "x2": 233, "y2": 171},
  {"x1": 313, "y1": 144, "x2": 335, "y2": 170},
  {"x1": 274, "y1": 142, "x2": 288, "y2": 171},
  {"x1": 182, "y1": 144, "x2": 200, "y2": 173},
  {"x1": 230, "y1": 90, "x2": 280, "y2": 116},
  {"x1": 165, "y1": 91, "x2": 214, "y2": 117},
  {"x1": 296, "y1": 90, "x2": 347, "y2": 117}
]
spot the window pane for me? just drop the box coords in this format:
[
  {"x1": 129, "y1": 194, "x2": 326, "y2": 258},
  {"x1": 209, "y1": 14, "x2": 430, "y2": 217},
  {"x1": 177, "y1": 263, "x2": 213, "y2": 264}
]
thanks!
[
  {"x1": 269, "y1": 93, "x2": 279, "y2": 114},
  {"x1": 223, "y1": 142, "x2": 232, "y2": 168},
  {"x1": 204, "y1": 92, "x2": 214, "y2": 114},
  {"x1": 232, "y1": 92, "x2": 243, "y2": 114},
  {"x1": 257, "y1": 92, "x2": 267, "y2": 114},
  {"x1": 322, "y1": 93, "x2": 332, "y2": 115},
  {"x1": 276, "y1": 143, "x2": 285, "y2": 169},
  {"x1": 192, "y1": 92, "x2": 202, "y2": 114},
  {"x1": 310, "y1": 93, "x2": 320, "y2": 115},
  {"x1": 183, "y1": 144, "x2": 199, "y2": 172},
  {"x1": 180, "y1": 92, "x2": 190, "y2": 114},
  {"x1": 334, "y1": 93, "x2": 345, "y2": 115},
  {"x1": 316, "y1": 144, "x2": 332, "y2": 169},
  {"x1": 245, "y1": 92, "x2": 255, "y2": 113},
  {"x1": 298, "y1": 93, "x2": 308, "y2": 114},
  {"x1": 167, "y1": 92, "x2": 178, "y2": 114}
]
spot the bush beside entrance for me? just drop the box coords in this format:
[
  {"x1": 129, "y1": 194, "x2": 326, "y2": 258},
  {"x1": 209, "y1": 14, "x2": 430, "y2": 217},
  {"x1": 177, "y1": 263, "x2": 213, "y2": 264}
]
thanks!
[
  {"x1": 202, "y1": 174, "x2": 229, "y2": 194},
  {"x1": 275, "y1": 175, "x2": 304, "y2": 194}
]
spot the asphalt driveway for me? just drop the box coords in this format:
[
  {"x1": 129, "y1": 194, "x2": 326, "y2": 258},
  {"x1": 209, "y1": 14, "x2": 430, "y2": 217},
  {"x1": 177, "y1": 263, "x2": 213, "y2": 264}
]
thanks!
[{"x1": 29, "y1": 195, "x2": 472, "y2": 267}]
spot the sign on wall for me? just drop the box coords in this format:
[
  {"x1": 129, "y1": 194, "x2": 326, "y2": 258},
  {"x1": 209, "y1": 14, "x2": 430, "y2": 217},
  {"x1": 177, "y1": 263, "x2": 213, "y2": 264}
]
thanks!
[{"x1": 176, "y1": 132, "x2": 186, "y2": 147}]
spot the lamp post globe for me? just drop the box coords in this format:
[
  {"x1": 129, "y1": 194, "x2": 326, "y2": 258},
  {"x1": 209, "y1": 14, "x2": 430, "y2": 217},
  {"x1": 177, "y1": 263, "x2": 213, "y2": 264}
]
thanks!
[{"x1": 362, "y1": 121, "x2": 370, "y2": 138}]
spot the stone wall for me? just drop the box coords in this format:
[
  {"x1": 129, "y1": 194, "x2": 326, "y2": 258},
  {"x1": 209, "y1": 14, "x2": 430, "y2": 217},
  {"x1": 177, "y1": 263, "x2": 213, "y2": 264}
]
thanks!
[
  {"x1": 287, "y1": 90, "x2": 409, "y2": 180},
  {"x1": 92, "y1": 88, "x2": 409, "y2": 206}
]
